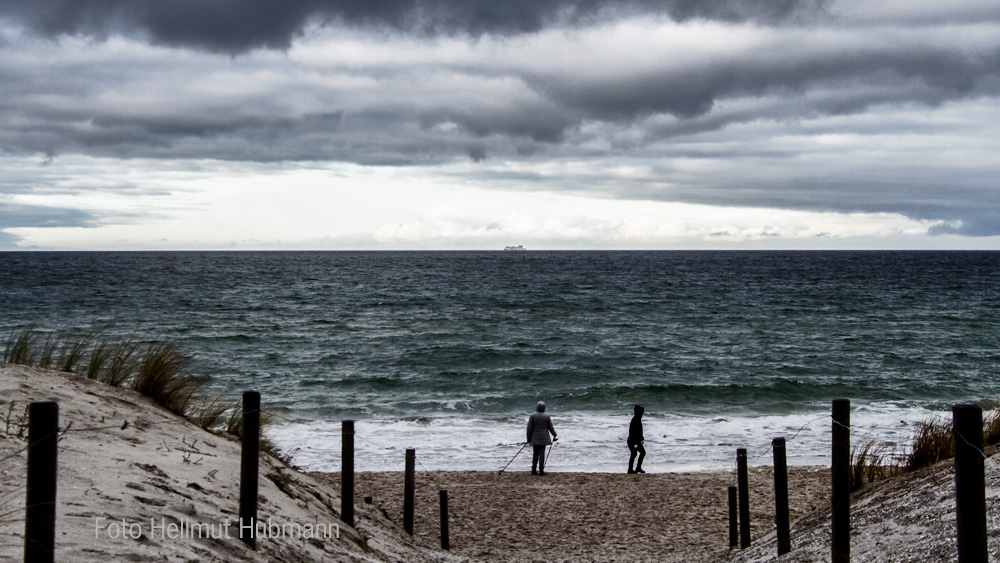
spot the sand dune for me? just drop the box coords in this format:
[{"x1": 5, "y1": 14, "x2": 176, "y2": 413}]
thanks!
[{"x1": 0, "y1": 364, "x2": 460, "y2": 562}]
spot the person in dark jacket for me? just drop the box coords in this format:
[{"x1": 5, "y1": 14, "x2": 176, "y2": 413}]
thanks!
[
  {"x1": 627, "y1": 404, "x2": 645, "y2": 474},
  {"x1": 526, "y1": 401, "x2": 557, "y2": 475}
]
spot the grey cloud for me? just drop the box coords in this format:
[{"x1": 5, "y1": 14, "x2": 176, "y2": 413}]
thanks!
[
  {"x1": 0, "y1": 0, "x2": 827, "y2": 53},
  {"x1": 0, "y1": 203, "x2": 97, "y2": 248},
  {"x1": 1, "y1": 2, "x2": 998, "y2": 240},
  {"x1": 533, "y1": 42, "x2": 1000, "y2": 126},
  {"x1": 0, "y1": 203, "x2": 95, "y2": 229}
]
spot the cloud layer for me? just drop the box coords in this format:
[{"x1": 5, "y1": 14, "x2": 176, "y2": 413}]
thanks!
[
  {"x1": 1, "y1": 0, "x2": 998, "y2": 242},
  {"x1": 0, "y1": 0, "x2": 827, "y2": 52}
]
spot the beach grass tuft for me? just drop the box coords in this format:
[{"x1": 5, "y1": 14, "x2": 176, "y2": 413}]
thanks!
[
  {"x1": 86, "y1": 337, "x2": 112, "y2": 380},
  {"x1": 101, "y1": 338, "x2": 140, "y2": 387},
  {"x1": 850, "y1": 440, "x2": 903, "y2": 491},
  {"x1": 189, "y1": 395, "x2": 236, "y2": 431},
  {"x1": 130, "y1": 343, "x2": 198, "y2": 416},
  {"x1": 3, "y1": 329, "x2": 293, "y2": 463},
  {"x1": 37, "y1": 334, "x2": 58, "y2": 369},
  {"x1": 982, "y1": 410, "x2": 1000, "y2": 446},
  {"x1": 3, "y1": 331, "x2": 35, "y2": 365},
  {"x1": 57, "y1": 338, "x2": 88, "y2": 373},
  {"x1": 906, "y1": 417, "x2": 954, "y2": 471},
  {"x1": 224, "y1": 404, "x2": 290, "y2": 463}
]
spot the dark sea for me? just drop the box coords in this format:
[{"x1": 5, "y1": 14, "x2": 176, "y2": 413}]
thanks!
[{"x1": 1, "y1": 251, "x2": 998, "y2": 472}]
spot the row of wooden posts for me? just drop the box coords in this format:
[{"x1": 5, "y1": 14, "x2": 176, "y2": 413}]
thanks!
[
  {"x1": 20, "y1": 391, "x2": 448, "y2": 562},
  {"x1": 20, "y1": 394, "x2": 990, "y2": 561},
  {"x1": 727, "y1": 399, "x2": 989, "y2": 563}
]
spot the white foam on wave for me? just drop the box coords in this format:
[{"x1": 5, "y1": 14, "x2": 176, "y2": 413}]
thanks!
[{"x1": 268, "y1": 402, "x2": 949, "y2": 473}]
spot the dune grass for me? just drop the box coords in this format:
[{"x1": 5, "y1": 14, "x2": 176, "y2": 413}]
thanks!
[
  {"x1": 130, "y1": 343, "x2": 199, "y2": 415},
  {"x1": 906, "y1": 417, "x2": 955, "y2": 471},
  {"x1": 2, "y1": 329, "x2": 288, "y2": 462},
  {"x1": 849, "y1": 439, "x2": 907, "y2": 491}
]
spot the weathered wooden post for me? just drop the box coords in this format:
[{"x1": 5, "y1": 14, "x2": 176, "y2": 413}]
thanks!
[
  {"x1": 240, "y1": 390, "x2": 260, "y2": 549},
  {"x1": 439, "y1": 489, "x2": 450, "y2": 550},
  {"x1": 728, "y1": 485, "x2": 738, "y2": 548},
  {"x1": 953, "y1": 404, "x2": 987, "y2": 563},
  {"x1": 404, "y1": 448, "x2": 415, "y2": 535},
  {"x1": 342, "y1": 420, "x2": 355, "y2": 527},
  {"x1": 24, "y1": 401, "x2": 58, "y2": 563},
  {"x1": 737, "y1": 448, "x2": 750, "y2": 549},
  {"x1": 831, "y1": 399, "x2": 850, "y2": 563},
  {"x1": 773, "y1": 437, "x2": 791, "y2": 555}
]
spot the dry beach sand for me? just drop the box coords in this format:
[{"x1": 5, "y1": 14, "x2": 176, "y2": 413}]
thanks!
[
  {"x1": 4, "y1": 362, "x2": 1000, "y2": 562},
  {"x1": 341, "y1": 467, "x2": 830, "y2": 562}
]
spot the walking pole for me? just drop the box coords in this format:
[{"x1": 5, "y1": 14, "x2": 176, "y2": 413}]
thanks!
[
  {"x1": 545, "y1": 438, "x2": 557, "y2": 466},
  {"x1": 498, "y1": 443, "x2": 528, "y2": 475}
]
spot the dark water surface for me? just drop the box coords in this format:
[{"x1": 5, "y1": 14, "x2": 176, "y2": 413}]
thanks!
[{"x1": 2, "y1": 251, "x2": 997, "y2": 471}]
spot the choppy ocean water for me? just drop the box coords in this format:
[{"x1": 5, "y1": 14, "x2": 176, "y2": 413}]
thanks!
[{"x1": 1, "y1": 251, "x2": 997, "y2": 473}]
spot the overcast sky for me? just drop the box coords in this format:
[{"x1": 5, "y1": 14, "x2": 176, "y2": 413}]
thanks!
[{"x1": 1, "y1": 0, "x2": 998, "y2": 250}]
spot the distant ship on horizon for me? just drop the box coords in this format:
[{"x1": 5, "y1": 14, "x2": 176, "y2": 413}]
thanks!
[{"x1": 503, "y1": 245, "x2": 526, "y2": 251}]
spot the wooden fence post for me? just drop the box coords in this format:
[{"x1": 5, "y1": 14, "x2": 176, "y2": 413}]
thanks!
[
  {"x1": 239, "y1": 390, "x2": 260, "y2": 549},
  {"x1": 24, "y1": 401, "x2": 58, "y2": 563},
  {"x1": 831, "y1": 399, "x2": 850, "y2": 563},
  {"x1": 404, "y1": 448, "x2": 415, "y2": 535},
  {"x1": 342, "y1": 420, "x2": 355, "y2": 527},
  {"x1": 728, "y1": 485, "x2": 738, "y2": 548},
  {"x1": 440, "y1": 489, "x2": 450, "y2": 550},
  {"x1": 773, "y1": 437, "x2": 791, "y2": 555},
  {"x1": 953, "y1": 404, "x2": 987, "y2": 563},
  {"x1": 737, "y1": 448, "x2": 750, "y2": 549}
]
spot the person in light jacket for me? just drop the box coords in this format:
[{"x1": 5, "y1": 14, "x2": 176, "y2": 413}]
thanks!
[{"x1": 526, "y1": 401, "x2": 557, "y2": 475}]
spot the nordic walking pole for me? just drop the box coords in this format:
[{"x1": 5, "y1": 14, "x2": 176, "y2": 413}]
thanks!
[
  {"x1": 545, "y1": 438, "x2": 557, "y2": 466},
  {"x1": 498, "y1": 443, "x2": 528, "y2": 475}
]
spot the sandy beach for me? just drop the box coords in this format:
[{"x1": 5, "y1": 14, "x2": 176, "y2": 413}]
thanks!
[
  {"x1": 6, "y1": 362, "x2": 1000, "y2": 562},
  {"x1": 335, "y1": 467, "x2": 830, "y2": 562}
]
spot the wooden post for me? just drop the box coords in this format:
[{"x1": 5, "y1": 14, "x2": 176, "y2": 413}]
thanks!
[
  {"x1": 773, "y1": 437, "x2": 791, "y2": 555},
  {"x1": 737, "y1": 448, "x2": 750, "y2": 549},
  {"x1": 342, "y1": 420, "x2": 355, "y2": 527},
  {"x1": 239, "y1": 390, "x2": 260, "y2": 549},
  {"x1": 953, "y1": 404, "x2": 987, "y2": 563},
  {"x1": 831, "y1": 399, "x2": 850, "y2": 563},
  {"x1": 24, "y1": 401, "x2": 58, "y2": 563},
  {"x1": 404, "y1": 448, "x2": 415, "y2": 535},
  {"x1": 439, "y1": 489, "x2": 450, "y2": 550},
  {"x1": 728, "y1": 485, "x2": 738, "y2": 548}
]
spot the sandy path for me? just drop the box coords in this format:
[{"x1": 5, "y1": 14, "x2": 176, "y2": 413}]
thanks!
[{"x1": 313, "y1": 466, "x2": 831, "y2": 562}]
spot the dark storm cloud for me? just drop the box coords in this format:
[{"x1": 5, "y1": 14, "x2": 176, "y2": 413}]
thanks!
[
  {"x1": 0, "y1": 0, "x2": 826, "y2": 53},
  {"x1": 1, "y1": 0, "x2": 998, "y2": 241}
]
